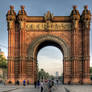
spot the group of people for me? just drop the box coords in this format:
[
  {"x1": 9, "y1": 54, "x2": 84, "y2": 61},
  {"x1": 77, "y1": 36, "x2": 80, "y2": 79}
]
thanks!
[
  {"x1": 15, "y1": 80, "x2": 29, "y2": 86},
  {"x1": 34, "y1": 79, "x2": 59, "y2": 92},
  {"x1": 14, "y1": 79, "x2": 60, "y2": 92}
]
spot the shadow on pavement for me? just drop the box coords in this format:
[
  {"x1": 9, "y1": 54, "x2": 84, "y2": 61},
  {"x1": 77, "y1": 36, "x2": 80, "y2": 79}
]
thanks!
[{"x1": 64, "y1": 87, "x2": 70, "y2": 92}]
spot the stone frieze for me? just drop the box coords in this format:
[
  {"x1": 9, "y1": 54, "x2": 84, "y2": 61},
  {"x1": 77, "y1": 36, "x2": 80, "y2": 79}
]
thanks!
[{"x1": 25, "y1": 22, "x2": 71, "y2": 31}]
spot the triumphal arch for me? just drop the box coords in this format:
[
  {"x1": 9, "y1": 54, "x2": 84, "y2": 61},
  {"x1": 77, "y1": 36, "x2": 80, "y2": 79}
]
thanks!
[{"x1": 6, "y1": 5, "x2": 91, "y2": 84}]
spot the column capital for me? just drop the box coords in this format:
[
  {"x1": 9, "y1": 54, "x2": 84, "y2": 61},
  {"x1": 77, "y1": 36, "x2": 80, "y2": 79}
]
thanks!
[
  {"x1": 18, "y1": 21, "x2": 25, "y2": 30},
  {"x1": 7, "y1": 21, "x2": 16, "y2": 30},
  {"x1": 64, "y1": 57, "x2": 71, "y2": 61}
]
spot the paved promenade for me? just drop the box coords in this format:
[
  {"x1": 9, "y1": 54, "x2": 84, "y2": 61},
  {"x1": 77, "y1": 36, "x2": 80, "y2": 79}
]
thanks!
[{"x1": 0, "y1": 85, "x2": 92, "y2": 92}]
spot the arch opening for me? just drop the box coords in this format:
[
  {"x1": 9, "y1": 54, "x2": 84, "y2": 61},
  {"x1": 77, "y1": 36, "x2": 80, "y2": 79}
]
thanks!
[
  {"x1": 34, "y1": 40, "x2": 64, "y2": 82},
  {"x1": 28, "y1": 35, "x2": 70, "y2": 59},
  {"x1": 37, "y1": 46, "x2": 63, "y2": 80},
  {"x1": 27, "y1": 35, "x2": 71, "y2": 84},
  {"x1": 36, "y1": 40, "x2": 64, "y2": 57}
]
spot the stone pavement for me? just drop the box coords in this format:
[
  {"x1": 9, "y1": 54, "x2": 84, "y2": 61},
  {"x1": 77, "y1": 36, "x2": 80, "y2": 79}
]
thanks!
[
  {"x1": 0, "y1": 85, "x2": 92, "y2": 92},
  {"x1": 0, "y1": 85, "x2": 21, "y2": 92},
  {"x1": 0, "y1": 85, "x2": 40, "y2": 92},
  {"x1": 54, "y1": 85, "x2": 92, "y2": 92}
]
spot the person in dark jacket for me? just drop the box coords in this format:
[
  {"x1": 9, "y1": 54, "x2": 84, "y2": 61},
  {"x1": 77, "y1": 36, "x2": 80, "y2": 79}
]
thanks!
[{"x1": 34, "y1": 81, "x2": 37, "y2": 88}]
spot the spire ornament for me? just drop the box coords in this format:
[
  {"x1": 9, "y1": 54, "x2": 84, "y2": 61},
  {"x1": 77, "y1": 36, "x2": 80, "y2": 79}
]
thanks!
[
  {"x1": 44, "y1": 11, "x2": 53, "y2": 21},
  {"x1": 17, "y1": 5, "x2": 27, "y2": 29},
  {"x1": 6, "y1": 5, "x2": 16, "y2": 30},
  {"x1": 81, "y1": 5, "x2": 91, "y2": 29},
  {"x1": 17, "y1": 5, "x2": 27, "y2": 21},
  {"x1": 6, "y1": 5, "x2": 16, "y2": 21},
  {"x1": 70, "y1": 5, "x2": 80, "y2": 29}
]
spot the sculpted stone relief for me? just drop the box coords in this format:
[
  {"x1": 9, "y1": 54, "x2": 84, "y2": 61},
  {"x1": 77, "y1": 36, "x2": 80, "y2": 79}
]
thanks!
[
  {"x1": 8, "y1": 21, "x2": 14, "y2": 29},
  {"x1": 25, "y1": 22, "x2": 71, "y2": 31}
]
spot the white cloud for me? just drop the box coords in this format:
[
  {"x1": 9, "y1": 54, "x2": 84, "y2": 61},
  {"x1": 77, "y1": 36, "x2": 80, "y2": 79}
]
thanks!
[
  {"x1": 38, "y1": 54, "x2": 92, "y2": 76},
  {"x1": 38, "y1": 46, "x2": 63, "y2": 60},
  {"x1": 37, "y1": 46, "x2": 63, "y2": 76}
]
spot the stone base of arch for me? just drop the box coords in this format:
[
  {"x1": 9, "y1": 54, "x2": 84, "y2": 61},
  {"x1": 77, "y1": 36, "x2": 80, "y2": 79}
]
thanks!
[
  {"x1": 63, "y1": 77, "x2": 71, "y2": 84},
  {"x1": 6, "y1": 59, "x2": 92, "y2": 85},
  {"x1": 6, "y1": 79, "x2": 15, "y2": 84},
  {"x1": 64, "y1": 77, "x2": 92, "y2": 84},
  {"x1": 6, "y1": 78, "x2": 35, "y2": 85},
  {"x1": 71, "y1": 78, "x2": 81, "y2": 84},
  {"x1": 82, "y1": 78, "x2": 92, "y2": 84}
]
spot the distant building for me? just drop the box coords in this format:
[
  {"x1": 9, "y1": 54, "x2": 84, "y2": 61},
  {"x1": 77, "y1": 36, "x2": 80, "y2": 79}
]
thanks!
[{"x1": 56, "y1": 72, "x2": 59, "y2": 77}]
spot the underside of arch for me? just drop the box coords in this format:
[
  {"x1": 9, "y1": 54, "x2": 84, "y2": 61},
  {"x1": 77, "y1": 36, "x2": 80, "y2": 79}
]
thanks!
[{"x1": 27, "y1": 34, "x2": 71, "y2": 59}]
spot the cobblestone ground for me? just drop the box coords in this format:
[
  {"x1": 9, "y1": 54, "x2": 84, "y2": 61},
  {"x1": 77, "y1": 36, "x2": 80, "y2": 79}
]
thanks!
[{"x1": 0, "y1": 85, "x2": 92, "y2": 92}]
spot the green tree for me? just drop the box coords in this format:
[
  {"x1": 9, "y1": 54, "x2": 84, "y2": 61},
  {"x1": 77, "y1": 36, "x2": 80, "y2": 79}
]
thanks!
[
  {"x1": 38, "y1": 69, "x2": 50, "y2": 80},
  {"x1": 90, "y1": 67, "x2": 92, "y2": 73},
  {"x1": 0, "y1": 55, "x2": 7, "y2": 68},
  {"x1": 90, "y1": 67, "x2": 92, "y2": 80},
  {"x1": 49, "y1": 75, "x2": 54, "y2": 80}
]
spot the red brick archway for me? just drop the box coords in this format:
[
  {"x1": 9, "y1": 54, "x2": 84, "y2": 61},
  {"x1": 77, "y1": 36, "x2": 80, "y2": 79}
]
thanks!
[
  {"x1": 27, "y1": 35, "x2": 70, "y2": 83},
  {"x1": 6, "y1": 5, "x2": 91, "y2": 84}
]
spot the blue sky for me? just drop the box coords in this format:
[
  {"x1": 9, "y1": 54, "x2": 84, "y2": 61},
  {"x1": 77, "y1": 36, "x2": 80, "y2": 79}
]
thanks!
[{"x1": 0, "y1": 0, "x2": 92, "y2": 75}]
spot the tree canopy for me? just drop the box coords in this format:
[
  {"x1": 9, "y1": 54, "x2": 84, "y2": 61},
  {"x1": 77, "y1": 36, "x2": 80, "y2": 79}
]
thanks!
[
  {"x1": 38, "y1": 69, "x2": 50, "y2": 80},
  {"x1": 90, "y1": 67, "x2": 92, "y2": 73},
  {"x1": 38, "y1": 69, "x2": 56, "y2": 80},
  {"x1": 0, "y1": 55, "x2": 7, "y2": 68}
]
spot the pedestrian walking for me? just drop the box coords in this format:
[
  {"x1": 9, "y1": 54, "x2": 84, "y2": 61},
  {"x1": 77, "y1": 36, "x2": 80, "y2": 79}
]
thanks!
[
  {"x1": 15, "y1": 80, "x2": 19, "y2": 85},
  {"x1": 34, "y1": 81, "x2": 37, "y2": 88},
  {"x1": 17, "y1": 80, "x2": 20, "y2": 85},
  {"x1": 40, "y1": 81, "x2": 44, "y2": 92},
  {"x1": 27, "y1": 80, "x2": 29, "y2": 85},
  {"x1": 48, "y1": 80, "x2": 53, "y2": 92},
  {"x1": 44, "y1": 80, "x2": 48, "y2": 92},
  {"x1": 56, "y1": 79, "x2": 58, "y2": 85},
  {"x1": 37, "y1": 80, "x2": 40, "y2": 88},
  {"x1": 23, "y1": 80, "x2": 26, "y2": 86}
]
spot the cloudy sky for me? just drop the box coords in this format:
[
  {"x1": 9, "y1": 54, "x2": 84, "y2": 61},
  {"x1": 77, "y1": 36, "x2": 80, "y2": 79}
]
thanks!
[
  {"x1": 0, "y1": 0, "x2": 92, "y2": 75},
  {"x1": 37, "y1": 46, "x2": 63, "y2": 76}
]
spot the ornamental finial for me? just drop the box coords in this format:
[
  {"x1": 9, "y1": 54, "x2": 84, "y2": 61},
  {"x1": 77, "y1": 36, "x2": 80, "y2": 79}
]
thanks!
[
  {"x1": 18, "y1": 5, "x2": 27, "y2": 15},
  {"x1": 81, "y1": 5, "x2": 91, "y2": 20},
  {"x1": 10, "y1": 5, "x2": 14, "y2": 10},
  {"x1": 84, "y1": 5, "x2": 88, "y2": 10},
  {"x1": 73, "y1": 5, "x2": 77, "y2": 10},
  {"x1": 44, "y1": 11, "x2": 53, "y2": 21},
  {"x1": 21, "y1": 5, "x2": 25, "y2": 10},
  {"x1": 70, "y1": 5, "x2": 80, "y2": 20},
  {"x1": 6, "y1": 5, "x2": 16, "y2": 21},
  {"x1": 81, "y1": 5, "x2": 91, "y2": 29},
  {"x1": 6, "y1": 5, "x2": 16, "y2": 16}
]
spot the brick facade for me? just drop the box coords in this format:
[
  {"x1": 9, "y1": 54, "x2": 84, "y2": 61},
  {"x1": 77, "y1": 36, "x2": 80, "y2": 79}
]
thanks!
[{"x1": 6, "y1": 5, "x2": 91, "y2": 84}]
